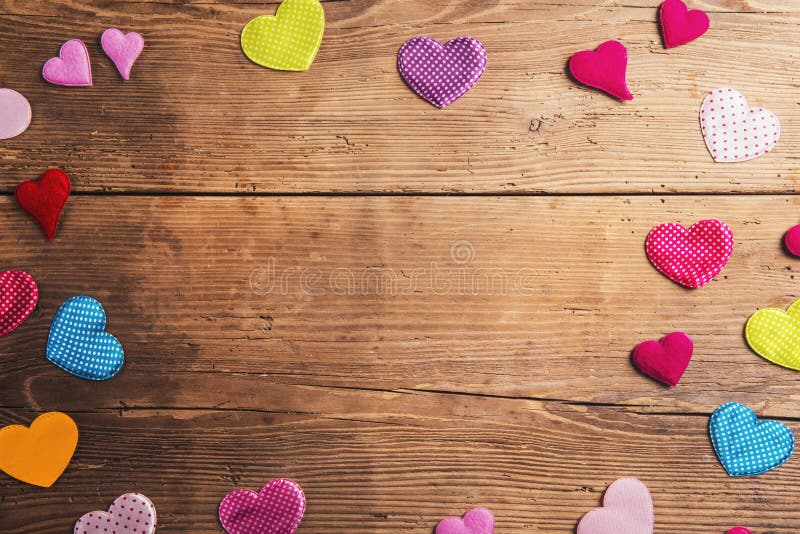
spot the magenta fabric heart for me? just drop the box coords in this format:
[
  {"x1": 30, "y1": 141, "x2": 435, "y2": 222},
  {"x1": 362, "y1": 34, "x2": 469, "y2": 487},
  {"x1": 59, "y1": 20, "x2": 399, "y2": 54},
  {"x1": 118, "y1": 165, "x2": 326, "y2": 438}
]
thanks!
[
  {"x1": 0, "y1": 270, "x2": 38, "y2": 337},
  {"x1": 568, "y1": 40, "x2": 632, "y2": 101},
  {"x1": 645, "y1": 219, "x2": 733, "y2": 288},
  {"x1": 659, "y1": 0, "x2": 709, "y2": 49},
  {"x1": 632, "y1": 332, "x2": 693, "y2": 387},
  {"x1": 42, "y1": 39, "x2": 92, "y2": 87},
  {"x1": 219, "y1": 478, "x2": 306, "y2": 534},
  {"x1": 397, "y1": 36, "x2": 487, "y2": 108},
  {"x1": 577, "y1": 477, "x2": 654, "y2": 534},
  {"x1": 727, "y1": 528, "x2": 752, "y2": 534},
  {"x1": 74, "y1": 492, "x2": 157, "y2": 534},
  {"x1": 101, "y1": 28, "x2": 145, "y2": 80},
  {"x1": 436, "y1": 507, "x2": 494, "y2": 534}
]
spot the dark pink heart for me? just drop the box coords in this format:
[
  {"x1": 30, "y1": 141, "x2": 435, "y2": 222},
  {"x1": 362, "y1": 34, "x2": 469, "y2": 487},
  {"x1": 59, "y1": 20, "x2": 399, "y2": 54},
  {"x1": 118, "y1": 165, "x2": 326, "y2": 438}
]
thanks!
[
  {"x1": 645, "y1": 219, "x2": 733, "y2": 288},
  {"x1": 0, "y1": 270, "x2": 38, "y2": 337},
  {"x1": 568, "y1": 40, "x2": 632, "y2": 101},
  {"x1": 659, "y1": 0, "x2": 709, "y2": 49},
  {"x1": 632, "y1": 332, "x2": 693, "y2": 387},
  {"x1": 786, "y1": 225, "x2": 800, "y2": 257},
  {"x1": 436, "y1": 507, "x2": 494, "y2": 534},
  {"x1": 397, "y1": 36, "x2": 487, "y2": 108},
  {"x1": 218, "y1": 478, "x2": 305, "y2": 534},
  {"x1": 727, "y1": 528, "x2": 751, "y2": 534}
]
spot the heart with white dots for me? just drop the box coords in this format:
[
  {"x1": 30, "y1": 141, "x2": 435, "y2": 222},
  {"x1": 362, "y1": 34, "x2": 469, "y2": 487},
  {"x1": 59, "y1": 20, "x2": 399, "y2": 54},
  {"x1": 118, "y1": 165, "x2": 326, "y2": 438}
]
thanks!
[{"x1": 700, "y1": 88, "x2": 780, "y2": 163}]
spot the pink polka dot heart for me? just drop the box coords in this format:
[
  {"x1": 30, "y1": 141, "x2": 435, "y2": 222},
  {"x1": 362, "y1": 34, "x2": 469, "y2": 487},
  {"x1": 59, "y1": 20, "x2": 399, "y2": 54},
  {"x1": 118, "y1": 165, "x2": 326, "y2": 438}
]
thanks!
[
  {"x1": 0, "y1": 270, "x2": 38, "y2": 337},
  {"x1": 74, "y1": 493, "x2": 157, "y2": 534},
  {"x1": 645, "y1": 219, "x2": 734, "y2": 288},
  {"x1": 700, "y1": 88, "x2": 780, "y2": 162},
  {"x1": 219, "y1": 478, "x2": 306, "y2": 534}
]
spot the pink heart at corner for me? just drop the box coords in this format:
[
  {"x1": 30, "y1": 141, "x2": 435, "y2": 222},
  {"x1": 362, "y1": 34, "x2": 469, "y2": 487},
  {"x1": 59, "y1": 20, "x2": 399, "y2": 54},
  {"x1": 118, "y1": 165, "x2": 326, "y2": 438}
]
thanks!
[
  {"x1": 74, "y1": 492, "x2": 157, "y2": 534},
  {"x1": 632, "y1": 331, "x2": 693, "y2": 387},
  {"x1": 436, "y1": 507, "x2": 495, "y2": 534},
  {"x1": 659, "y1": 0, "x2": 709, "y2": 48},
  {"x1": 727, "y1": 528, "x2": 752, "y2": 534},
  {"x1": 0, "y1": 270, "x2": 38, "y2": 337},
  {"x1": 101, "y1": 28, "x2": 145, "y2": 80},
  {"x1": 0, "y1": 88, "x2": 32, "y2": 140},
  {"x1": 219, "y1": 478, "x2": 306, "y2": 534},
  {"x1": 645, "y1": 219, "x2": 733, "y2": 288},
  {"x1": 568, "y1": 40, "x2": 632, "y2": 101},
  {"x1": 577, "y1": 477, "x2": 654, "y2": 534},
  {"x1": 42, "y1": 39, "x2": 92, "y2": 87}
]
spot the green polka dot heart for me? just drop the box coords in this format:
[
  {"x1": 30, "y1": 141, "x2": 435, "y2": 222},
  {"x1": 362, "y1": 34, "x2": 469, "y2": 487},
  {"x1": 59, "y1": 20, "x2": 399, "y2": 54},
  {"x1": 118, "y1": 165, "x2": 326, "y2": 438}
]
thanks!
[
  {"x1": 745, "y1": 299, "x2": 800, "y2": 371},
  {"x1": 46, "y1": 296, "x2": 124, "y2": 381},
  {"x1": 241, "y1": 0, "x2": 325, "y2": 71}
]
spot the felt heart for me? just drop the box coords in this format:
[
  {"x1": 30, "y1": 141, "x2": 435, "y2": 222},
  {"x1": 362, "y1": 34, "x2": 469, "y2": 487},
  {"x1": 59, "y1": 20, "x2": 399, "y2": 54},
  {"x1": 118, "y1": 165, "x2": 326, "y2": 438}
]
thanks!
[
  {"x1": 785, "y1": 225, "x2": 800, "y2": 257},
  {"x1": 0, "y1": 88, "x2": 32, "y2": 140},
  {"x1": 577, "y1": 477, "x2": 653, "y2": 534},
  {"x1": 632, "y1": 332, "x2": 693, "y2": 387},
  {"x1": 15, "y1": 168, "x2": 71, "y2": 241},
  {"x1": 568, "y1": 40, "x2": 632, "y2": 101},
  {"x1": 659, "y1": 0, "x2": 709, "y2": 49},
  {"x1": 47, "y1": 295, "x2": 124, "y2": 380},
  {"x1": 219, "y1": 478, "x2": 306, "y2": 534},
  {"x1": 101, "y1": 28, "x2": 145, "y2": 80},
  {"x1": 645, "y1": 219, "x2": 733, "y2": 288},
  {"x1": 0, "y1": 412, "x2": 78, "y2": 487},
  {"x1": 436, "y1": 507, "x2": 494, "y2": 534},
  {"x1": 75, "y1": 493, "x2": 157, "y2": 534},
  {"x1": 709, "y1": 402, "x2": 794, "y2": 477},
  {"x1": 241, "y1": 0, "x2": 325, "y2": 71},
  {"x1": 397, "y1": 36, "x2": 487, "y2": 109},
  {"x1": 727, "y1": 528, "x2": 751, "y2": 534},
  {"x1": 42, "y1": 39, "x2": 92, "y2": 86},
  {"x1": 700, "y1": 88, "x2": 780, "y2": 162},
  {"x1": 745, "y1": 299, "x2": 800, "y2": 371},
  {"x1": 0, "y1": 270, "x2": 38, "y2": 337}
]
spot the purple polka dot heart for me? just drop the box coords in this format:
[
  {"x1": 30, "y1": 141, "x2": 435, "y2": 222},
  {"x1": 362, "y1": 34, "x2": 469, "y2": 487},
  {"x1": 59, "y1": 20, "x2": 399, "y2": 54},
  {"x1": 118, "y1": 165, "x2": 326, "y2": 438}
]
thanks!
[
  {"x1": 0, "y1": 270, "x2": 38, "y2": 337},
  {"x1": 74, "y1": 492, "x2": 157, "y2": 534},
  {"x1": 219, "y1": 478, "x2": 306, "y2": 534},
  {"x1": 397, "y1": 36, "x2": 487, "y2": 108}
]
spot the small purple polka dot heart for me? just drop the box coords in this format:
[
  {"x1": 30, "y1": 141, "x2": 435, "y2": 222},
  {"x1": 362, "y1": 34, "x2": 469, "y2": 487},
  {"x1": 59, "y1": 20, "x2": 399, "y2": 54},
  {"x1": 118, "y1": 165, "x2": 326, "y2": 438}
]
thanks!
[
  {"x1": 219, "y1": 478, "x2": 306, "y2": 534},
  {"x1": 74, "y1": 492, "x2": 156, "y2": 534}
]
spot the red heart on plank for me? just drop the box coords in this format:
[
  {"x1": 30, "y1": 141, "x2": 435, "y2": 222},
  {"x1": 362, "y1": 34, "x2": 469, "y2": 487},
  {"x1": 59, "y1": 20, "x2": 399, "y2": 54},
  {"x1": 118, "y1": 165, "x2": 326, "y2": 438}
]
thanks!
[
  {"x1": 632, "y1": 332, "x2": 693, "y2": 387},
  {"x1": 568, "y1": 40, "x2": 632, "y2": 101},
  {"x1": 659, "y1": 0, "x2": 709, "y2": 49},
  {"x1": 15, "y1": 168, "x2": 71, "y2": 241},
  {"x1": 0, "y1": 270, "x2": 38, "y2": 337}
]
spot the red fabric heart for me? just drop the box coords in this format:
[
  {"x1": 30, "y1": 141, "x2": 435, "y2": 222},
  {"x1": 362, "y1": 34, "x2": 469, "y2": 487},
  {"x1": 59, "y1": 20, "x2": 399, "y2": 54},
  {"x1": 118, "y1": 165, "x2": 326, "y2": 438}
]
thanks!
[
  {"x1": 645, "y1": 219, "x2": 733, "y2": 288},
  {"x1": 659, "y1": 0, "x2": 709, "y2": 49},
  {"x1": 15, "y1": 168, "x2": 71, "y2": 241},
  {"x1": 0, "y1": 270, "x2": 38, "y2": 337},
  {"x1": 632, "y1": 332, "x2": 693, "y2": 387},
  {"x1": 568, "y1": 40, "x2": 632, "y2": 101}
]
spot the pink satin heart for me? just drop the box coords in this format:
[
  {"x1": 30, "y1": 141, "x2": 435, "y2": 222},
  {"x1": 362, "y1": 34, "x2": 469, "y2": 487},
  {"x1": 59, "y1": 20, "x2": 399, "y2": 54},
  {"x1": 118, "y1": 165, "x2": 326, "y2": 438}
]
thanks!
[
  {"x1": 0, "y1": 88, "x2": 32, "y2": 140},
  {"x1": 436, "y1": 507, "x2": 494, "y2": 534},
  {"x1": 577, "y1": 478, "x2": 654, "y2": 534},
  {"x1": 42, "y1": 39, "x2": 92, "y2": 87},
  {"x1": 74, "y1": 493, "x2": 157, "y2": 534},
  {"x1": 727, "y1": 528, "x2": 752, "y2": 534},
  {"x1": 101, "y1": 28, "x2": 144, "y2": 80},
  {"x1": 219, "y1": 478, "x2": 306, "y2": 534},
  {"x1": 632, "y1": 332, "x2": 693, "y2": 387},
  {"x1": 659, "y1": 0, "x2": 710, "y2": 49},
  {"x1": 0, "y1": 270, "x2": 38, "y2": 337},
  {"x1": 568, "y1": 40, "x2": 632, "y2": 101}
]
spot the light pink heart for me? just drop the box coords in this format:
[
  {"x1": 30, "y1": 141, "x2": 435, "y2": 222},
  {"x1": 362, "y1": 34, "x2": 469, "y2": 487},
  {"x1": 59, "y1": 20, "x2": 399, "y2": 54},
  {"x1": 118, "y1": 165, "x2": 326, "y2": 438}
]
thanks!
[
  {"x1": 101, "y1": 28, "x2": 145, "y2": 80},
  {"x1": 0, "y1": 270, "x2": 38, "y2": 337},
  {"x1": 0, "y1": 89, "x2": 32, "y2": 140},
  {"x1": 436, "y1": 507, "x2": 494, "y2": 534},
  {"x1": 42, "y1": 39, "x2": 92, "y2": 87},
  {"x1": 577, "y1": 477, "x2": 654, "y2": 534},
  {"x1": 700, "y1": 88, "x2": 780, "y2": 162},
  {"x1": 219, "y1": 478, "x2": 306, "y2": 534},
  {"x1": 74, "y1": 493, "x2": 157, "y2": 534}
]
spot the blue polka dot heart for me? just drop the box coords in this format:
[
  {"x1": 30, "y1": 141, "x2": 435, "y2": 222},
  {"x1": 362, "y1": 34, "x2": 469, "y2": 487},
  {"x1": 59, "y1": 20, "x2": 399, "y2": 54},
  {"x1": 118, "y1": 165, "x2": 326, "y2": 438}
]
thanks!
[
  {"x1": 709, "y1": 402, "x2": 794, "y2": 477},
  {"x1": 47, "y1": 296, "x2": 124, "y2": 380}
]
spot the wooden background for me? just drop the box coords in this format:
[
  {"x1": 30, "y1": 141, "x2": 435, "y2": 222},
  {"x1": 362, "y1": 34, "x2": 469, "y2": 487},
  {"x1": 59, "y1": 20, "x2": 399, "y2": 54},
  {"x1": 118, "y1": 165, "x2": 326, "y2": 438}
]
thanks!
[{"x1": 0, "y1": 0, "x2": 798, "y2": 531}]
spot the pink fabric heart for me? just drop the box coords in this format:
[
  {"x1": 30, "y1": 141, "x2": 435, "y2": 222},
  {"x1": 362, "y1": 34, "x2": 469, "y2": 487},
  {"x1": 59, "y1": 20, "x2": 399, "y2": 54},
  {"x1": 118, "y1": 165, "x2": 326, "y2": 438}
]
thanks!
[
  {"x1": 577, "y1": 477, "x2": 654, "y2": 534},
  {"x1": 632, "y1": 332, "x2": 693, "y2": 387},
  {"x1": 42, "y1": 39, "x2": 92, "y2": 87},
  {"x1": 727, "y1": 528, "x2": 752, "y2": 534},
  {"x1": 0, "y1": 88, "x2": 32, "y2": 140},
  {"x1": 568, "y1": 40, "x2": 632, "y2": 101},
  {"x1": 659, "y1": 0, "x2": 710, "y2": 49},
  {"x1": 219, "y1": 478, "x2": 306, "y2": 534},
  {"x1": 74, "y1": 492, "x2": 157, "y2": 534},
  {"x1": 700, "y1": 88, "x2": 780, "y2": 163},
  {"x1": 0, "y1": 270, "x2": 38, "y2": 337},
  {"x1": 645, "y1": 219, "x2": 733, "y2": 288},
  {"x1": 101, "y1": 28, "x2": 145, "y2": 80},
  {"x1": 436, "y1": 507, "x2": 494, "y2": 534}
]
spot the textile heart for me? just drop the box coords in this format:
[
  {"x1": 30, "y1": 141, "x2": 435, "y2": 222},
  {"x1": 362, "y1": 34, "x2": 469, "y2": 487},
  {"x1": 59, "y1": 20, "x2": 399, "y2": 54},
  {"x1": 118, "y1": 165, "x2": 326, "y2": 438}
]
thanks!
[
  {"x1": 568, "y1": 40, "x2": 632, "y2": 101},
  {"x1": 632, "y1": 332, "x2": 693, "y2": 387},
  {"x1": 0, "y1": 88, "x2": 32, "y2": 140},
  {"x1": 101, "y1": 28, "x2": 145, "y2": 80},
  {"x1": 15, "y1": 168, "x2": 71, "y2": 241},
  {"x1": 700, "y1": 88, "x2": 780, "y2": 162},
  {"x1": 240, "y1": 0, "x2": 325, "y2": 71},
  {"x1": 659, "y1": 0, "x2": 709, "y2": 49},
  {"x1": 47, "y1": 296, "x2": 125, "y2": 380},
  {"x1": 397, "y1": 36, "x2": 487, "y2": 109},
  {"x1": 710, "y1": 402, "x2": 794, "y2": 477},
  {"x1": 785, "y1": 225, "x2": 800, "y2": 257},
  {"x1": 745, "y1": 299, "x2": 800, "y2": 371},
  {"x1": 577, "y1": 477, "x2": 654, "y2": 534},
  {"x1": 0, "y1": 412, "x2": 78, "y2": 487},
  {"x1": 436, "y1": 507, "x2": 494, "y2": 534},
  {"x1": 0, "y1": 270, "x2": 38, "y2": 337},
  {"x1": 74, "y1": 493, "x2": 157, "y2": 534},
  {"x1": 645, "y1": 219, "x2": 733, "y2": 288},
  {"x1": 727, "y1": 528, "x2": 752, "y2": 534},
  {"x1": 42, "y1": 39, "x2": 92, "y2": 86},
  {"x1": 219, "y1": 478, "x2": 306, "y2": 534}
]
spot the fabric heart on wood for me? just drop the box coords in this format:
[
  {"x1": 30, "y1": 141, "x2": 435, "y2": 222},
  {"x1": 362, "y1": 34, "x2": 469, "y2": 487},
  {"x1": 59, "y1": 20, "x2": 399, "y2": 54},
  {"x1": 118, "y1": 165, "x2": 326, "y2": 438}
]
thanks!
[
  {"x1": 568, "y1": 40, "x2": 632, "y2": 101},
  {"x1": 219, "y1": 478, "x2": 306, "y2": 534},
  {"x1": 101, "y1": 28, "x2": 145, "y2": 80},
  {"x1": 15, "y1": 168, "x2": 71, "y2": 241},
  {"x1": 0, "y1": 412, "x2": 78, "y2": 487},
  {"x1": 436, "y1": 507, "x2": 494, "y2": 534},
  {"x1": 0, "y1": 270, "x2": 38, "y2": 337},
  {"x1": 577, "y1": 477, "x2": 654, "y2": 534},
  {"x1": 659, "y1": 0, "x2": 709, "y2": 48},
  {"x1": 75, "y1": 493, "x2": 157, "y2": 534},
  {"x1": 42, "y1": 39, "x2": 92, "y2": 86},
  {"x1": 0, "y1": 88, "x2": 32, "y2": 140},
  {"x1": 632, "y1": 332, "x2": 693, "y2": 387},
  {"x1": 745, "y1": 299, "x2": 800, "y2": 371}
]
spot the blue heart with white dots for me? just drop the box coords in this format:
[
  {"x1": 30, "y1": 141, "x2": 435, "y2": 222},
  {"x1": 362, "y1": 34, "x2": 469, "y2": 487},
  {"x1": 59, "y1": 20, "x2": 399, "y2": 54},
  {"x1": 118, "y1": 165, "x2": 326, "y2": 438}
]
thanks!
[
  {"x1": 709, "y1": 402, "x2": 794, "y2": 477},
  {"x1": 46, "y1": 296, "x2": 124, "y2": 381}
]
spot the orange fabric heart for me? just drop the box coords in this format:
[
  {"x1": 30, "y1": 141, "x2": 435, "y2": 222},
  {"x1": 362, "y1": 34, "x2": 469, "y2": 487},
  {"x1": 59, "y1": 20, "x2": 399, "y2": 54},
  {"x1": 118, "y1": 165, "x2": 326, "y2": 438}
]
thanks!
[{"x1": 0, "y1": 412, "x2": 78, "y2": 487}]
